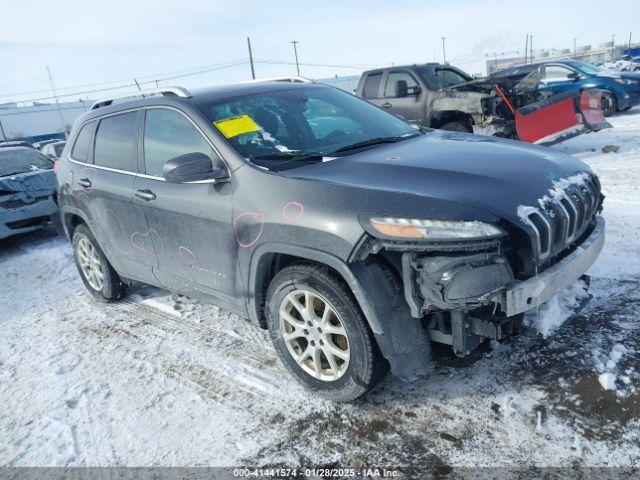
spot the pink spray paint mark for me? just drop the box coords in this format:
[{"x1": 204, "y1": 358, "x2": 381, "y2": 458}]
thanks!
[
  {"x1": 282, "y1": 201, "x2": 304, "y2": 222},
  {"x1": 232, "y1": 212, "x2": 265, "y2": 248}
]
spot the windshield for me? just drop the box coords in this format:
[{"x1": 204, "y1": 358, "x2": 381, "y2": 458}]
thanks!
[
  {"x1": 0, "y1": 148, "x2": 53, "y2": 177},
  {"x1": 414, "y1": 66, "x2": 472, "y2": 90},
  {"x1": 570, "y1": 61, "x2": 605, "y2": 75},
  {"x1": 199, "y1": 85, "x2": 418, "y2": 168}
]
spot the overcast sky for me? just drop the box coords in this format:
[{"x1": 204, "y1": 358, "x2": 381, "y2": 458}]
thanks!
[{"x1": 1, "y1": 0, "x2": 638, "y2": 104}]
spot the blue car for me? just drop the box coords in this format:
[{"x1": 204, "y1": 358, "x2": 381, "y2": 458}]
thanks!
[
  {"x1": 0, "y1": 147, "x2": 59, "y2": 240},
  {"x1": 494, "y1": 60, "x2": 640, "y2": 116}
]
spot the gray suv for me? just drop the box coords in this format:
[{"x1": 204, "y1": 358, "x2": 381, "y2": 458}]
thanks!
[{"x1": 57, "y1": 79, "x2": 604, "y2": 401}]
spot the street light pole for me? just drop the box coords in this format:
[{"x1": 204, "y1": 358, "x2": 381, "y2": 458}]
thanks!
[
  {"x1": 46, "y1": 67, "x2": 67, "y2": 138},
  {"x1": 441, "y1": 37, "x2": 446, "y2": 63},
  {"x1": 612, "y1": 34, "x2": 616, "y2": 60},
  {"x1": 573, "y1": 38, "x2": 577, "y2": 58},
  {"x1": 290, "y1": 40, "x2": 300, "y2": 76}
]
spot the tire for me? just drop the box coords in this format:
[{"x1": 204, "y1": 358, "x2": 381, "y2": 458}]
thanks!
[
  {"x1": 72, "y1": 223, "x2": 126, "y2": 302},
  {"x1": 265, "y1": 263, "x2": 386, "y2": 402},
  {"x1": 600, "y1": 91, "x2": 618, "y2": 117},
  {"x1": 439, "y1": 121, "x2": 471, "y2": 133}
]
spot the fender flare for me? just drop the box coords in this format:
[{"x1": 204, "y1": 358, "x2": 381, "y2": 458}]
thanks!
[
  {"x1": 247, "y1": 243, "x2": 432, "y2": 380},
  {"x1": 247, "y1": 242, "x2": 384, "y2": 333},
  {"x1": 60, "y1": 206, "x2": 92, "y2": 240}
]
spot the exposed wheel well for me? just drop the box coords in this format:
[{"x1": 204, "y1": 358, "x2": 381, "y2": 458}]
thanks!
[
  {"x1": 253, "y1": 252, "x2": 354, "y2": 329},
  {"x1": 64, "y1": 213, "x2": 85, "y2": 239},
  {"x1": 429, "y1": 110, "x2": 474, "y2": 130}
]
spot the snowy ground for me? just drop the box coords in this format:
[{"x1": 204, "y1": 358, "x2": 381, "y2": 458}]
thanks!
[{"x1": 1, "y1": 109, "x2": 640, "y2": 471}]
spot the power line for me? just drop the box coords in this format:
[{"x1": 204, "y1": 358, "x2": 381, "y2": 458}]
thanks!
[
  {"x1": 4, "y1": 61, "x2": 249, "y2": 105},
  {"x1": 0, "y1": 59, "x2": 248, "y2": 100}
]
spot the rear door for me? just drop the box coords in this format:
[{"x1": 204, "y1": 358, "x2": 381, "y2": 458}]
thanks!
[
  {"x1": 359, "y1": 71, "x2": 385, "y2": 108},
  {"x1": 74, "y1": 110, "x2": 157, "y2": 283},
  {"x1": 134, "y1": 106, "x2": 238, "y2": 310}
]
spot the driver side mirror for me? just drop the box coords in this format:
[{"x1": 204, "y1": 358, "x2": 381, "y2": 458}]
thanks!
[
  {"x1": 395, "y1": 80, "x2": 421, "y2": 98},
  {"x1": 163, "y1": 152, "x2": 229, "y2": 184},
  {"x1": 567, "y1": 72, "x2": 581, "y2": 80},
  {"x1": 396, "y1": 80, "x2": 409, "y2": 98}
]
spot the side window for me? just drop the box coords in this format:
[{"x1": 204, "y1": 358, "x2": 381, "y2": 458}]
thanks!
[
  {"x1": 543, "y1": 65, "x2": 574, "y2": 82},
  {"x1": 362, "y1": 73, "x2": 382, "y2": 98},
  {"x1": 71, "y1": 121, "x2": 96, "y2": 162},
  {"x1": 143, "y1": 109, "x2": 216, "y2": 178},
  {"x1": 94, "y1": 112, "x2": 139, "y2": 171},
  {"x1": 384, "y1": 71, "x2": 419, "y2": 97}
]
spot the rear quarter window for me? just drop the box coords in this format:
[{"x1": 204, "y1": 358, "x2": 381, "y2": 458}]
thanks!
[
  {"x1": 93, "y1": 112, "x2": 139, "y2": 171},
  {"x1": 71, "y1": 121, "x2": 96, "y2": 162}
]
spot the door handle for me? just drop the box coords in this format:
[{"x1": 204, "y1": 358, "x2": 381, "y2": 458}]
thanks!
[
  {"x1": 77, "y1": 178, "x2": 92, "y2": 188},
  {"x1": 381, "y1": 102, "x2": 393, "y2": 108},
  {"x1": 135, "y1": 189, "x2": 156, "y2": 201}
]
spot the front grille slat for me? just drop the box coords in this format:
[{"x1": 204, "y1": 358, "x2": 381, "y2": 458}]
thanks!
[{"x1": 520, "y1": 173, "x2": 600, "y2": 263}]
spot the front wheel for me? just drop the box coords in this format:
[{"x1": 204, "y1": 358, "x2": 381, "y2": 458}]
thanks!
[
  {"x1": 266, "y1": 264, "x2": 386, "y2": 402},
  {"x1": 601, "y1": 91, "x2": 618, "y2": 117}
]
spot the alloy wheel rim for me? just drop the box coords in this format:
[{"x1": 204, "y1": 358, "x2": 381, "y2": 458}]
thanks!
[
  {"x1": 77, "y1": 235, "x2": 104, "y2": 291},
  {"x1": 279, "y1": 289, "x2": 350, "y2": 381}
]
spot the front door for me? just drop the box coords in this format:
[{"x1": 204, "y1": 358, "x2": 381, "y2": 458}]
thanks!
[
  {"x1": 538, "y1": 64, "x2": 581, "y2": 96},
  {"x1": 134, "y1": 107, "x2": 238, "y2": 310},
  {"x1": 380, "y1": 70, "x2": 423, "y2": 124}
]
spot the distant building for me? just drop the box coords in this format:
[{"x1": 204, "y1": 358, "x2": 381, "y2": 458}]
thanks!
[
  {"x1": 0, "y1": 100, "x2": 92, "y2": 141},
  {"x1": 486, "y1": 42, "x2": 635, "y2": 74}
]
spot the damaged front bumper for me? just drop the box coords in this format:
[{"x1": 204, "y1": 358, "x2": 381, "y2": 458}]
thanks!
[
  {"x1": 494, "y1": 216, "x2": 605, "y2": 316},
  {"x1": 401, "y1": 216, "x2": 604, "y2": 319},
  {"x1": 0, "y1": 195, "x2": 58, "y2": 239}
]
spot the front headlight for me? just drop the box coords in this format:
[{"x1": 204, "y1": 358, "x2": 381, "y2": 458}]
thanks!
[
  {"x1": 615, "y1": 78, "x2": 633, "y2": 85},
  {"x1": 368, "y1": 217, "x2": 504, "y2": 240}
]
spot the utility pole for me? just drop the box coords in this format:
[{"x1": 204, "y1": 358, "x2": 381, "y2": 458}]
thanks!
[
  {"x1": 290, "y1": 40, "x2": 300, "y2": 76},
  {"x1": 629, "y1": 32, "x2": 633, "y2": 52},
  {"x1": 46, "y1": 67, "x2": 67, "y2": 139},
  {"x1": 441, "y1": 37, "x2": 446, "y2": 63},
  {"x1": 574, "y1": 38, "x2": 577, "y2": 58},
  {"x1": 247, "y1": 37, "x2": 256, "y2": 80},
  {"x1": 530, "y1": 35, "x2": 533, "y2": 62},
  {"x1": 524, "y1": 34, "x2": 528, "y2": 64}
]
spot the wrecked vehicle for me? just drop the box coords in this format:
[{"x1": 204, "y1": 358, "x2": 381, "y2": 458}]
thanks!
[
  {"x1": 57, "y1": 80, "x2": 605, "y2": 401},
  {"x1": 0, "y1": 147, "x2": 59, "y2": 240},
  {"x1": 356, "y1": 63, "x2": 611, "y2": 146}
]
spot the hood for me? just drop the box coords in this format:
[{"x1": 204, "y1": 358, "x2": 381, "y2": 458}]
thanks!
[
  {"x1": 618, "y1": 71, "x2": 640, "y2": 81},
  {"x1": 0, "y1": 169, "x2": 56, "y2": 194},
  {"x1": 282, "y1": 131, "x2": 591, "y2": 225}
]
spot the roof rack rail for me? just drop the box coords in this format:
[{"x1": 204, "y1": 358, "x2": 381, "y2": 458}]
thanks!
[
  {"x1": 90, "y1": 86, "x2": 192, "y2": 110},
  {"x1": 246, "y1": 76, "x2": 312, "y2": 84}
]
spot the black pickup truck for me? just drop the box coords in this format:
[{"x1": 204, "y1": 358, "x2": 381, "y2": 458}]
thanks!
[{"x1": 57, "y1": 79, "x2": 605, "y2": 401}]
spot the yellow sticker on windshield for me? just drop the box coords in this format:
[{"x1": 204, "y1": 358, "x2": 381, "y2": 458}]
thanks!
[{"x1": 213, "y1": 115, "x2": 261, "y2": 138}]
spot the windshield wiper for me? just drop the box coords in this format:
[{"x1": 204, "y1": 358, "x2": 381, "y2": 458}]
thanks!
[
  {"x1": 331, "y1": 133, "x2": 420, "y2": 154},
  {"x1": 249, "y1": 151, "x2": 324, "y2": 161}
]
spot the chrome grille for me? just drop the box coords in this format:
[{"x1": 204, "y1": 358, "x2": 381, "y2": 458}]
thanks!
[{"x1": 519, "y1": 173, "x2": 601, "y2": 261}]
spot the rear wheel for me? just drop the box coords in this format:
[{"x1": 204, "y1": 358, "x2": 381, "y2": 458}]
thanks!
[
  {"x1": 600, "y1": 91, "x2": 618, "y2": 117},
  {"x1": 266, "y1": 264, "x2": 386, "y2": 402},
  {"x1": 72, "y1": 224, "x2": 126, "y2": 302},
  {"x1": 439, "y1": 121, "x2": 472, "y2": 133}
]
